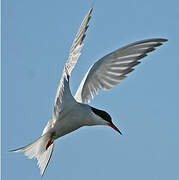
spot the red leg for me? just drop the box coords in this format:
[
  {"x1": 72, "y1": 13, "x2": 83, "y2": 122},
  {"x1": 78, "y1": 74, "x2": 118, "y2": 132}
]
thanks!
[{"x1": 46, "y1": 132, "x2": 55, "y2": 150}]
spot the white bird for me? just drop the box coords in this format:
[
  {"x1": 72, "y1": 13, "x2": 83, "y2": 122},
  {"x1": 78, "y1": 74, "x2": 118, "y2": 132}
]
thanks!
[{"x1": 10, "y1": 7, "x2": 167, "y2": 176}]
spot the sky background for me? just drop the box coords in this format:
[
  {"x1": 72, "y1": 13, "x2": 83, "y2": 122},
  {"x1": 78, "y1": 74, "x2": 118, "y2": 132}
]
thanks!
[{"x1": 2, "y1": 0, "x2": 179, "y2": 179}]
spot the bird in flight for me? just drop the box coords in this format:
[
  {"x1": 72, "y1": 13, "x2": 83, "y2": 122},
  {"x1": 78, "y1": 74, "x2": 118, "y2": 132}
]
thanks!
[{"x1": 10, "y1": 7, "x2": 167, "y2": 176}]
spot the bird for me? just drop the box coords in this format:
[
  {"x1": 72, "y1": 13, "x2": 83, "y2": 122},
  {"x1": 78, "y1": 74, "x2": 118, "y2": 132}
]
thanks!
[{"x1": 10, "y1": 7, "x2": 167, "y2": 176}]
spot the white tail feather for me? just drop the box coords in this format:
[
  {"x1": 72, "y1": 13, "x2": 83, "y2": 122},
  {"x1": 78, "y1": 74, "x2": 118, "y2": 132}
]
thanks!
[{"x1": 10, "y1": 133, "x2": 55, "y2": 176}]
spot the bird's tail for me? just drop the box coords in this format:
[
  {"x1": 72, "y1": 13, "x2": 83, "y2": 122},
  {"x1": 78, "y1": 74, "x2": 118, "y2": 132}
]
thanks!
[{"x1": 10, "y1": 132, "x2": 55, "y2": 176}]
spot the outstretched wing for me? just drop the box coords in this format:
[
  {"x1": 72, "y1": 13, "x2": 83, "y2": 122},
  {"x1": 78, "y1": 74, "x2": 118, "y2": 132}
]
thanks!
[
  {"x1": 75, "y1": 38, "x2": 167, "y2": 103},
  {"x1": 53, "y1": 7, "x2": 93, "y2": 116}
]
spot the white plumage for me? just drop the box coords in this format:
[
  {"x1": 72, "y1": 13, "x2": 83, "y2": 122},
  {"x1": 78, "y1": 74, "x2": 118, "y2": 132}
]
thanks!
[{"x1": 10, "y1": 7, "x2": 167, "y2": 176}]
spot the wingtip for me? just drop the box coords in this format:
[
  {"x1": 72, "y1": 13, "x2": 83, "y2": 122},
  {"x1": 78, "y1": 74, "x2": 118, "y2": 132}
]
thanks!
[
  {"x1": 8, "y1": 148, "x2": 22, "y2": 153},
  {"x1": 159, "y1": 38, "x2": 168, "y2": 42},
  {"x1": 9, "y1": 149, "x2": 15, "y2": 152},
  {"x1": 89, "y1": 6, "x2": 93, "y2": 15},
  {"x1": 88, "y1": 0, "x2": 95, "y2": 15}
]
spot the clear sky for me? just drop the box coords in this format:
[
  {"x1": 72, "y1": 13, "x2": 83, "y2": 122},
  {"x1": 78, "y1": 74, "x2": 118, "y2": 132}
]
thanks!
[{"x1": 2, "y1": 0, "x2": 179, "y2": 179}]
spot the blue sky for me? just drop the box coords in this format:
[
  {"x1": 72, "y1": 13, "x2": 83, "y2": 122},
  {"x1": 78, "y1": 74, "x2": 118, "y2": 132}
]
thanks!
[{"x1": 2, "y1": 0, "x2": 179, "y2": 179}]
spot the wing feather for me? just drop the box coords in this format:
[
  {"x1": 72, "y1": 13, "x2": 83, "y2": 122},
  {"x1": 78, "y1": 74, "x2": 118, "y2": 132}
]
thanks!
[
  {"x1": 53, "y1": 7, "x2": 92, "y2": 115},
  {"x1": 75, "y1": 38, "x2": 167, "y2": 103}
]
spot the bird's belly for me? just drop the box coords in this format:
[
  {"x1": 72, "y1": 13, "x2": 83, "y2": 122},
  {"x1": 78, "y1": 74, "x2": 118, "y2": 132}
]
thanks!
[
  {"x1": 53, "y1": 110, "x2": 87, "y2": 139},
  {"x1": 50, "y1": 103, "x2": 95, "y2": 139}
]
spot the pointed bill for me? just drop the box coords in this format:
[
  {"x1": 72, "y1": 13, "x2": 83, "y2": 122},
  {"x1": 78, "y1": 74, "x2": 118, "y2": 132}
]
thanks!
[{"x1": 107, "y1": 123, "x2": 122, "y2": 135}]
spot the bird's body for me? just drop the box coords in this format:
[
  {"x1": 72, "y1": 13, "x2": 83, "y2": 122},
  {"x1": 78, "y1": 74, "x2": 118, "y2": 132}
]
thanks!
[
  {"x1": 10, "y1": 7, "x2": 167, "y2": 176},
  {"x1": 46, "y1": 102, "x2": 106, "y2": 140}
]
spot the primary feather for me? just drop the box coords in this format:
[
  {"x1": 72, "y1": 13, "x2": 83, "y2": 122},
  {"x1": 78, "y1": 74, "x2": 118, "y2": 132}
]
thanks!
[
  {"x1": 74, "y1": 38, "x2": 167, "y2": 103},
  {"x1": 53, "y1": 7, "x2": 93, "y2": 116}
]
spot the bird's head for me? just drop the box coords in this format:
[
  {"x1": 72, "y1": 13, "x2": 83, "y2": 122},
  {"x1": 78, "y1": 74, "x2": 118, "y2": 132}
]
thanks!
[{"x1": 91, "y1": 107, "x2": 122, "y2": 135}]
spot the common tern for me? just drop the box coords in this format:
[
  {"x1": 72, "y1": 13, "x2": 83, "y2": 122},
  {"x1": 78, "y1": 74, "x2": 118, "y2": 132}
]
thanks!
[{"x1": 10, "y1": 7, "x2": 167, "y2": 175}]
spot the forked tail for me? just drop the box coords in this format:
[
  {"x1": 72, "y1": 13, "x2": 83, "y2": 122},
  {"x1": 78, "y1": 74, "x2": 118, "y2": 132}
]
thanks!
[{"x1": 10, "y1": 132, "x2": 55, "y2": 176}]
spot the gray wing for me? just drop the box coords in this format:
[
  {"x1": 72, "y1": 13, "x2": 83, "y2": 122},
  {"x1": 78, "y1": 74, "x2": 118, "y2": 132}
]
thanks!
[
  {"x1": 75, "y1": 38, "x2": 167, "y2": 103},
  {"x1": 53, "y1": 7, "x2": 92, "y2": 116}
]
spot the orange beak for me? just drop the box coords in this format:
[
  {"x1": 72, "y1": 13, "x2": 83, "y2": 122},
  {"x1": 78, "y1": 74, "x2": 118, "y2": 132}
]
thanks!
[{"x1": 107, "y1": 123, "x2": 122, "y2": 135}]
